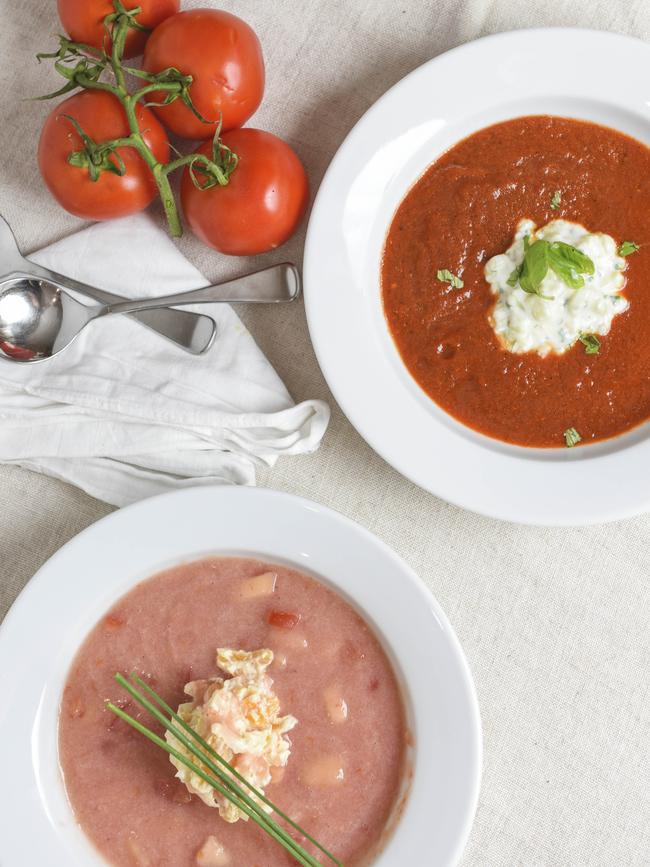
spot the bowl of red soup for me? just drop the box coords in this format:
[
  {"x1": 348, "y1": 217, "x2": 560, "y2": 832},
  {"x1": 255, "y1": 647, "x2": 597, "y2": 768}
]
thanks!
[
  {"x1": 304, "y1": 28, "x2": 650, "y2": 525},
  {"x1": 0, "y1": 486, "x2": 481, "y2": 866}
]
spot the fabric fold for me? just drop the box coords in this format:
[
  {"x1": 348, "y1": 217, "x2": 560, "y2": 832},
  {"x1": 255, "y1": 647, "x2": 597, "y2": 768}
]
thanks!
[{"x1": 0, "y1": 213, "x2": 329, "y2": 505}]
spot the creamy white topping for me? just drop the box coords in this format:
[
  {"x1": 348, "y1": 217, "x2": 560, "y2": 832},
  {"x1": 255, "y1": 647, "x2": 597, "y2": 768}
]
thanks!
[
  {"x1": 484, "y1": 219, "x2": 628, "y2": 356},
  {"x1": 167, "y1": 648, "x2": 297, "y2": 823}
]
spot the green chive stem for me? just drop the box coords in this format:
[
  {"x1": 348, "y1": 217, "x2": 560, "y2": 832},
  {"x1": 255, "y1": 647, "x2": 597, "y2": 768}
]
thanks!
[
  {"x1": 106, "y1": 702, "x2": 314, "y2": 866},
  {"x1": 132, "y1": 674, "x2": 342, "y2": 867},
  {"x1": 110, "y1": 673, "x2": 341, "y2": 867}
]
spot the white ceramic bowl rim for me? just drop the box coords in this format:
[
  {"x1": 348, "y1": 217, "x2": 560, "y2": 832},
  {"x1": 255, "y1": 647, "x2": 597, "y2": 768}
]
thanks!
[
  {"x1": 304, "y1": 28, "x2": 650, "y2": 526},
  {"x1": 0, "y1": 486, "x2": 481, "y2": 867}
]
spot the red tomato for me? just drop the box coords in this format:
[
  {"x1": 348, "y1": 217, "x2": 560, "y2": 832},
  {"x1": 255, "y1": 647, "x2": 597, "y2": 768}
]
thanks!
[
  {"x1": 181, "y1": 129, "x2": 309, "y2": 256},
  {"x1": 38, "y1": 91, "x2": 169, "y2": 221},
  {"x1": 267, "y1": 611, "x2": 301, "y2": 630},
  {"x1": 142, "y1": 9, "x2": 264, "y2": 139},
  {"x1": 57, "y1": 0, "x2": 180, "y2": 59}
]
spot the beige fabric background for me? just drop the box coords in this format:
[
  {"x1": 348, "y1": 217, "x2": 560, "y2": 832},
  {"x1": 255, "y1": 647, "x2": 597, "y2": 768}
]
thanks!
[{"x1": 1, "y1": 1, "x2": 650, "y2": 864}]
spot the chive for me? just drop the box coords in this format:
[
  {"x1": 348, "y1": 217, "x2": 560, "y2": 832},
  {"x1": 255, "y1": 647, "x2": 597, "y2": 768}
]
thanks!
[
  {"x1": 108, "y1": 673, "x2": 342, "y2": 867},
  {"x1": 550, "y1": 190, "x2": 561, "y2": 210},
  {"x1": 111, "y1": 675, "x2": 323, "y2": 867},
  {"x1": 132, "y1": 675, "x2": 341, "y2": 866},
  {"x1": 106, "y1": 702, "x2": 314, "y2": 866}
]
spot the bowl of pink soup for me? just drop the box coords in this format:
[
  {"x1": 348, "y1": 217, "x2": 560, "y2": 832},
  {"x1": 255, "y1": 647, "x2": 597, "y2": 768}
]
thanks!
[{"x1": 0, "y1": 486, "x2": 481, "y2": 866}]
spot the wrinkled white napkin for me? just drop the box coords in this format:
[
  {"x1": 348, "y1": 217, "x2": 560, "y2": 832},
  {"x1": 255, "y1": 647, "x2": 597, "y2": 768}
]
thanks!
[{"x1": 0, "y1": 213, "x2": 329, "y2": 506}]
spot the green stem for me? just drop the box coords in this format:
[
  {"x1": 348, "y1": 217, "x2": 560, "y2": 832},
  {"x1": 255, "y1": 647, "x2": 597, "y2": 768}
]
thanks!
[
  {"x1": 153, "y1": 164, "x2": 182, "y2": 236},
  {"x1": 162, "y1": 153, "x2": 212, "y2": 176},
  {"x1": 122, "y1": 93, "x2": 183, "y2": 236},
  {"x1": 75, "y1": 74, "x2": 120, "y2": 96},
  {"x1": 132, "y1": 81, "x2": 182, "y2": 103},
  {"x1": 109, "y1": 14, "x2": 128, "y2": 91}
]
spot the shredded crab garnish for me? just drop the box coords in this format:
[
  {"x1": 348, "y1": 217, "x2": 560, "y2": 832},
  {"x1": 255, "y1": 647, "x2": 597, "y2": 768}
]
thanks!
[{"x1": 166, "y1": 648, "x2": 297, "y2": 823}]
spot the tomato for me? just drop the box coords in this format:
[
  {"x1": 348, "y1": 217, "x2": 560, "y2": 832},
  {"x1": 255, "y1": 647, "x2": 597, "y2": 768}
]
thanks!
[
  {"x1": 38, "y1": 91, "x2": 169, "y2": 221},
  {"x1": 142, "y1": 9, "x2": 264, "y2": 140},
  {"x1": 267, "y1": 611, "x2": 301, "y2": 630},
  {"x1": 57, "y1": 0, "x2": 180, "y2": 59},
  {"x1": 181, "y1": 129, "x2": 309, "y2": 256}
]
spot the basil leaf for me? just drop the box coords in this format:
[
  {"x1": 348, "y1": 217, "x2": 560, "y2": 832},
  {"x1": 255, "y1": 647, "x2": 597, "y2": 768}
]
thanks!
[
  {"x1": 550, "y1": 190, "x2": 561, "y2": 210},
  {"x1": 564, "y1": 427, "x2": 582, "y2": 448},
  {"x1": 548, "y1": 260, "x2": 586, "y2": 289},
  {"x1": 437, "y1": 269, "x2": 464, "y2": 289},
  {"x1": 547, "y1": 241, "x2": 595, "y2": 289},
  {"x1": 579, "y1": 333, "x2": 600, "y2": 355},
  {"x1": 618, "y1": 240, "x2": 640, "y2": 257},
  {"x1": 549, "y1": 241, "x2": 595, "y2": 275},
  {"x1": 507, "y1": 265, "x2": 522, "y2": 287},
  {"x1": 519, "y1": 239, "x2": 550, "y2": 295}
]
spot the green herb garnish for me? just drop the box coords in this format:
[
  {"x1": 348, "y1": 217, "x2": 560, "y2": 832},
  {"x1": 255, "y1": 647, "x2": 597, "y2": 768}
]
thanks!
[
  {"x1": 618, "y1": 240, "x2": 640, "y2": 257},
  {"x1": 564, "y1": 427, "x2": 582, "y2": 448},
  {"x1": 508, "y1": 237, "x2": 595, "y2": 298},
  {"x1": 579, "y1": 333, "x2": 600, "y2": 355},
  {"x1": 550, "y1": 190, "x2": 562, "y2": 210},
  {"x1": 437, "y1": 269, "x2": 464, "y2": 289},
  {"x1": 107, "y1": 673, "x2": 342, "y2": 867}
]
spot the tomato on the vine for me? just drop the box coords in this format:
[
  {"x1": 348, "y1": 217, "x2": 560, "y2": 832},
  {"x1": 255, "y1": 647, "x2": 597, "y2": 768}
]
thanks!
[
  {"x1": 38, "y1": 91, "x2": 169, "y2": 221},
  {"x1": 181, "y1": 129, "x2": 309, "y2": 256},
  {"x1": 142, "y1": 9, "x2": 264, "y2": 140},
  {"x1": 57, "y1": 0, "x2": 180, "y2": 59}
]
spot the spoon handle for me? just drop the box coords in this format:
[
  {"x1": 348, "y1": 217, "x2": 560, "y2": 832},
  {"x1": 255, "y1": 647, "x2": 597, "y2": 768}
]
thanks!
[
  {"x1": 105, "y1": 263, "x2": 300, "y2": 315},
  {"x1": 23, "y1": 261, "x2": 216, "y2": 355}
]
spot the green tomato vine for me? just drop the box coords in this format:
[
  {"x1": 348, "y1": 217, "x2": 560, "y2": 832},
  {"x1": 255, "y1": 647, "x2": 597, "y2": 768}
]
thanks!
[{"x1": 36, "y1": 0, "x2": 237, "y2": 237}]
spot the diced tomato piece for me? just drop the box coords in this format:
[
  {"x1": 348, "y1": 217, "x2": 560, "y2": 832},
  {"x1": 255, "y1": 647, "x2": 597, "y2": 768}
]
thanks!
[
  {"x1": 267, "y1": 610, "x2": 301, "y2": 630},
  {"x1": 68, "y1": 696, "x2": 85, "y2": 719},
  {"x1": 104, "y1": 612, "x2": 125, "y2": 629}
]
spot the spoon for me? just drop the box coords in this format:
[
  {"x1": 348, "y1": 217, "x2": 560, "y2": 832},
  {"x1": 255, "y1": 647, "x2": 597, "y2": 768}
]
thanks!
[
  {"x1": 0, "y1": 215, "x2": 216, "y2": 355},
  {"x1": 0, "y1": 263, "x2": 300, "y2": 362}
]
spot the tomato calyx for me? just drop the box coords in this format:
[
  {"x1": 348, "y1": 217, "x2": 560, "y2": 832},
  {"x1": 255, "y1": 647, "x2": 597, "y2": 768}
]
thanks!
[
  {"x1": 36, "y1": 38, "x2": 106, "y2": 101},
  {"x1": 133, "y1": 65, "x2": 213, "y2": 129},
  {"x1": 103, "y1": 0, "x2": 149, "y2": 41},
  {"x1": 61, "y1": 114, "x2": 129, "y2": 181},
  {"x1": 36, "y1": 0, "x2": 240, "y2": 237},
  {"x1": 186, "y1": 121, "x2": 239, "y2": 190}
]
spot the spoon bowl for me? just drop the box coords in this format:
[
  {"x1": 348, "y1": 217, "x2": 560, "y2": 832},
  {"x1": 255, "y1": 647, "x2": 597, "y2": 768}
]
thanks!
[{"x1": 0, "y1": 277, "x2": 64, "y2": 360}]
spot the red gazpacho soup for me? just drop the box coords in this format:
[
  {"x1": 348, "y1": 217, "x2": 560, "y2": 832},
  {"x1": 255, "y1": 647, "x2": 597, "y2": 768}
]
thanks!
[
  {"x1": 59, "y1": 557, "x2": 408, "y2": 866},
  {"x1": 382, "y1": 115, "x2": 650, "y2": 448}
]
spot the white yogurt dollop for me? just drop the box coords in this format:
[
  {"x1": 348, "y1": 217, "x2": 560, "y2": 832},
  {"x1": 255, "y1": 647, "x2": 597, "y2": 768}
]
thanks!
[{"x1": 484, "y1": 219, "x2": 628, "y2": 356}]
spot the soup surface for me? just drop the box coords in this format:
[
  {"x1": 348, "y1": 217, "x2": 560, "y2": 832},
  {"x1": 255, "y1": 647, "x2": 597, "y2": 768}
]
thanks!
[
  {"x1": 59, "y1": 557, "x2": 407, "y2": 866},
  {"x1": 382, "y1": 115, "x2": 650, "y2": 447}
]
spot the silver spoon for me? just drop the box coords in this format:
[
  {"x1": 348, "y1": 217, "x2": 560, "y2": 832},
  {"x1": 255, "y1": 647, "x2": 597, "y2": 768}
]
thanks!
[
  {"x1": 0, "y1": 263, "x2": 300, "y2": 362},
  {"x1": 0, "y1": 215, "x2": 216, "y2": 355}
]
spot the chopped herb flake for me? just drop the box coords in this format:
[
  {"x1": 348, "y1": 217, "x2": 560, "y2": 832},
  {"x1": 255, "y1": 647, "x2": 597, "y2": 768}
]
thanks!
[
  {"x1": 437, "y1": 269, "x2": 464, "y2": 289},
  {"x1": 564, "y1": 427, "x2": 582, "y2": 448},
  {"x1": 550, "y1": 190, "x2": 562, "y2": 210},
  {"x1": 579, "y1": 333, "x2": 600, "y2": 355},
  {"x1": 618, "y1": 240, "x2": 640, "y2": 257}
]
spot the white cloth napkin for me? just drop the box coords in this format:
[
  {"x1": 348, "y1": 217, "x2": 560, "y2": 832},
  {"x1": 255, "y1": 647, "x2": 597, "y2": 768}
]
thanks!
[{"x1": 0, "y1": 213, "x2": 329, "y2": 506}]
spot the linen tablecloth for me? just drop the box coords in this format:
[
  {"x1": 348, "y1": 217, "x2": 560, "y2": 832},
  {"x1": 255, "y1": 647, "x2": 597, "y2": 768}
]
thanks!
[{"x1": 1, "y1": 1, "x2": 649, "y2": 864}]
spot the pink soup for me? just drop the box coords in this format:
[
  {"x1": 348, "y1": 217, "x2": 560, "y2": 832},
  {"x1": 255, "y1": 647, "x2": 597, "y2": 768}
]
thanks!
[{"x1": 59, "y1": 557, "x2": 408, "y2": 866}]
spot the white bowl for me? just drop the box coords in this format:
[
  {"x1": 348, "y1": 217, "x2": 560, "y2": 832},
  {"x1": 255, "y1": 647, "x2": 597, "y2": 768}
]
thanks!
[
  {"x1": 0, "y1": 486, "x2": 481, "y2": 866},
  {"x1": 304, "y1": 28, "x2": 650, "y2": 526}
]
